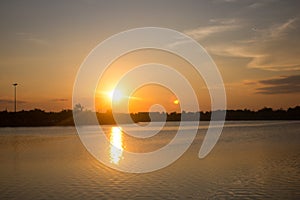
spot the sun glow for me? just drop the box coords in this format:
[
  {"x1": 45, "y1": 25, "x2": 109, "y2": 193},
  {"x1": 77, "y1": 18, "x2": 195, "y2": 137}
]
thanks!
[
  {"x1": 109, "y1": 127, "x2": 124, "y2": 164},
  {"x1": 108, "y1": 89, "x2": 123, "y2": 102}
]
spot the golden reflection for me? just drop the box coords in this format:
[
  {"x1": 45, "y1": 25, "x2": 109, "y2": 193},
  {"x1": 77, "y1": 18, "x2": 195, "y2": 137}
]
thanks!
[{"x1": 109, "y1": 127, "x2": 124, "y2": 164}]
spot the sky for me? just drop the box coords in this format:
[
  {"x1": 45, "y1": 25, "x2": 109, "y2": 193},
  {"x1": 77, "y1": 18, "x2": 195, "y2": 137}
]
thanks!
[{"x1": 0, "y1": 0, "x2": 299, "y2": 112}]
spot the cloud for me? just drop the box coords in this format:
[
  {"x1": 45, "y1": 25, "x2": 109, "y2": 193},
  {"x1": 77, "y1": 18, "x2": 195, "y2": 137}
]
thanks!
[
  {"x1": 165, "y1": 35, "x2": 193, "y2": 49},
  {"x1": 209, "y1": 18, "x2": 238, "y2": 25},
  {"x1": 243, "y1": 80, "x2": 257, "y2": 85},
  {"x1": 241, "y1": 18, "x2": 299, "y2": 71},
  {"x1": 256, "y1": 75, "x2": 300, "y2": 94},
  {"x1": 214, "y1": 0, "x2": 278, "y2": 6},
  {"x1": 269, "y1": 18, "x2": 297, "y2": 39},
  {"x1": 166, "y1": 18, "x2": 240, "y2": 49},
  {"x1": 52, "y1": 98, "x2": 68, "y2": 102},
  {"x1": 16, "y1": 32, "x2": 49, "y2": 46},
  {"x1": 248, "y1": 0, "x2": 279, "y2": 9},
  {"x1": 184, "y1": 18, "x2": 240, "y2": 40},
  {"x1": 214, "y1": 0, "x2": 278, "y2": 8},
  {"x1": 213, "y1": 0, "x2": 238, "y2": 3},
  {"x1": 0, "y1": 99, "x2": 27, "y2": 104},
  {"x1": 205, "y1": 17, "x2": 300, "y2": 71}
]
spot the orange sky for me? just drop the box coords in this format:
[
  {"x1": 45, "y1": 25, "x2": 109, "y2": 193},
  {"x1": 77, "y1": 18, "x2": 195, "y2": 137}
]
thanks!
[{"x1": 0, "y1": 1, "x2": 299, "y2": 112}]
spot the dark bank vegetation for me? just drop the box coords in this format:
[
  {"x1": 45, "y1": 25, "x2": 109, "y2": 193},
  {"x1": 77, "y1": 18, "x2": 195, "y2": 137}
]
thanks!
[{"x1": 0, "y1": 106, "x2": 299, "y2": 127}]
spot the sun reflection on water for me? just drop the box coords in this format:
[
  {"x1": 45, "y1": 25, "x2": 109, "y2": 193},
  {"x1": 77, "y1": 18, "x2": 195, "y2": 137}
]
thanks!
[{"x1": 109, "y1": 127, "x2": 124, "y2": 164}]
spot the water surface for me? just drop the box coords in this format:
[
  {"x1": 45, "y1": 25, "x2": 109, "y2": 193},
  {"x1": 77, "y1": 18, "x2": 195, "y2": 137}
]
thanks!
[{"x1": 0, "y1": 121, "x2": 299, "y2": 199}]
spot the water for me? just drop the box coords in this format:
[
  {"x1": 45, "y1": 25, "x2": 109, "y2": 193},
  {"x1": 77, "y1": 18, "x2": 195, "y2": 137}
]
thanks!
[{"x1": 0, "y1": 121, "x2": 299, "y2": 199}]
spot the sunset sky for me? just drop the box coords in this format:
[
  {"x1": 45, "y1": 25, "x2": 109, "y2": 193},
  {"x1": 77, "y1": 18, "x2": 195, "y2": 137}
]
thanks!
[{"x1": 0, "y1": 0, "x2": 299, "y2": 112}]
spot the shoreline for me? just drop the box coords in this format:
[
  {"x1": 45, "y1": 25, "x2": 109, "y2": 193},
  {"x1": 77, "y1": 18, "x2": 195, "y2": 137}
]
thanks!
[{"x1": 0, "y1": 106, "x2": 299, "y2": 127}]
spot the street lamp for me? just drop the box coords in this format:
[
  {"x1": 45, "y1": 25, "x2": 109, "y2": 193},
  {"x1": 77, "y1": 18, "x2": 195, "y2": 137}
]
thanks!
[{"x1": 12, "y1": 83, "x2": 18, "y2": 112}]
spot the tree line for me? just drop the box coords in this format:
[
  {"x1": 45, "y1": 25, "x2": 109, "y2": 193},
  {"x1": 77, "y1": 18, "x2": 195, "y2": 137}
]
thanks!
[{"x1": 0, "y1": 106, "x2": 299, "y2": 127}]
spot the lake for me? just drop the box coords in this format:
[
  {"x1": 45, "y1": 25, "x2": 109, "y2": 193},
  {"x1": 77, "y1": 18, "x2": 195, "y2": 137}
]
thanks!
[{"x1": 0, "y1": 121, "x2": 299, "y2": 199}]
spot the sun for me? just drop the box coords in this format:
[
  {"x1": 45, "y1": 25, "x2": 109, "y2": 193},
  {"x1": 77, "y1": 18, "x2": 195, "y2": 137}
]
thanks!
[
  {"x1": 108, "y1": 91, "x2": 114, "y2": 100},
  {"x1": 108, "y1": 89, "x2": 123, "y2": 102}
]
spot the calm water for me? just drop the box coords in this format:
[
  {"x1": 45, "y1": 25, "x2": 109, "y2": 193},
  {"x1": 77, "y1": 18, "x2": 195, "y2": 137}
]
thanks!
[{"x1": 0, "y1": 121, "x2": 299, "y2": 199}]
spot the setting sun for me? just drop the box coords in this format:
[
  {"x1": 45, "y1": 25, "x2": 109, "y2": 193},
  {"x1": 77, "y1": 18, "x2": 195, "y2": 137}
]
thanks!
[
  {"x1": 108, "y1": 89, "x2": 123, "y2": 102},
  {"x1": 1, "y1": 1, "x2": 300, "y2": 199}
]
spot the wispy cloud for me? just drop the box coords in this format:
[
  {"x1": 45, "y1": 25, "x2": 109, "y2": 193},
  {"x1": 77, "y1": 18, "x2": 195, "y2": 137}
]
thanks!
[
  {"x1": 213, "y1": 0, "x2": 238, "y2": 3},
  {"x1": 0, "y1": 99, "x2": 27, "y2": 104},
  {"x1": 214, "y1": 0, "x2": 278, "y2": 8},
  {"x1": 52, "y1": 98, "x2": 69, "y2": 102},
  {"x1": 16, "y1": 32, "x2": 49, "y2": 46},
  {"x1": 256, "y1": 75, "x2": 300, "y2": 94},
  {"x1": 243, "y1": 80, "x2": 258, "y2": 85},
  {"x1": 205, "y1": 17, "x2": 300, "y2": 71},
  {"x1": 269, "y1": 18, "x2": 297, "y2": 38},
  {"x1": 169, "y1": 16, "x2": 299, "y2": 72},
  {"x1": 184, "y1": 19, "x2": 240, "y2": 40},
  {"x1": 166, "y1": 18, "x2": 240, "y2": 49},
  {"x1": 248, "y1": 0, "x2": 279, "y2": 9}
]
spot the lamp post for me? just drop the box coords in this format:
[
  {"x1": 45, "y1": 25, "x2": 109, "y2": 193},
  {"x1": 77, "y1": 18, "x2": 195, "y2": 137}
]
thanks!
[{"x1": 12, "y1": 83, "x2": 18, "y2": 112}]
